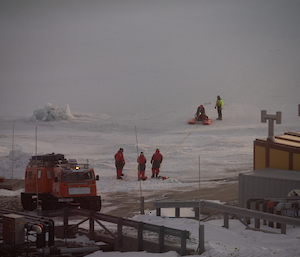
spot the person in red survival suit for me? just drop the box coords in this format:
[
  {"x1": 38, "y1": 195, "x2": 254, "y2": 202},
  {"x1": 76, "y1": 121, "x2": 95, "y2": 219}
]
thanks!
[
  {"x1": 195, "y1": 105, "x2": 208, "y2": 121},
  {"x1": 151, "y1": 149, "x2": 163, "y2": 178},
  {"x1": 115, "y1": 148, "x2": 125, "y2": 179},
  {"x1": 137, "y1": 152, "x2": 147, "y2": 181}
]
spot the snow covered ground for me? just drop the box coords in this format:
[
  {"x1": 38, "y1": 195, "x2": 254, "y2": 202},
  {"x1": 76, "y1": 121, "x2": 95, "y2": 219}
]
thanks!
[
  {"x1": 1, "y1": 0, "x2": 300, "y2": 256},
  {"x1": 0, "y1": 101, "x2": 296, "y2": 197},
  {"x1": 0, "y1": 101, "x2": 299, "y2": 193}
]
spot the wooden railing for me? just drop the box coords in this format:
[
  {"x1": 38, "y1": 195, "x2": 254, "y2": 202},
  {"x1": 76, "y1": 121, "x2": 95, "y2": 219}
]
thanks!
[{"x1": 45, "y1": 207, "x2": 191, "y2": 255}]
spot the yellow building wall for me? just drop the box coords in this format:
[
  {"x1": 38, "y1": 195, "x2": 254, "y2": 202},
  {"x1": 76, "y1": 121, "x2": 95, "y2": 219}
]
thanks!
[
  {"x1": 254, "y1": 145, "x2": 266, "y2": 170},
  {"x1": 269, "y1": 149, "x2": 289, "y2": 170},
  {"x1": 293, "y1": 153, "x2": 300, "y2": 171}
]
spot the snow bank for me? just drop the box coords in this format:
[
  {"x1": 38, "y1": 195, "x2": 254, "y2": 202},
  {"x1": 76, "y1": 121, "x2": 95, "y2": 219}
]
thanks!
[
  {"x1": 27, "y1": 103, "x2": 73, "y2": 122},
  {"x1": 0, "y1": 150, "x2": 31, "y2": 179}
]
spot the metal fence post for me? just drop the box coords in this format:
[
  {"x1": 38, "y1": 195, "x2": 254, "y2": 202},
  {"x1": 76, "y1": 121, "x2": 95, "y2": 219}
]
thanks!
[
  {"x1": 194, "y1": 207, "x2": 199, "y2": 219},
  {"x1": 223, "y1": 212, "x2": 229, "y2": 229},
  {"x1": 255, "y1": 217, "x2": 260, "y2": 229},
  {"x1": 198, "y1": 225, "x2": 205, "y2": 254},
  {"x1": 117, "y1": 217, "x2": 123, "y2": 248},
  {"x1": 180, "y1": 230, "x2": 187, "y2": 256},
  {"x1": 63, "y1": 207, "x2": 68, "y2": 240},
  {"x1": 263, "y1": 201, "x2": 268, "y2": 225},
  {"x1": 280, "y1": 210, "x2": 286, "y2": 234},
  {"x1": 138, "y1": 222, "x2": 143, "y2": 251},
  {"x1": 89, "y1": 212, "x2": 95, "y2": 240},
  {"x1": 281, "y1": 223, "x2": 287, "y2": 234},
  {"x1": 159, "y1": 226, "x2": 164, "y2": 253},
  {"x1": 156, "y1": 208, "x2": 161, "y2": 216},
  {"x1": 268, "y1": 202, "x2": 274, "y2": 228},
  {"x1": 175, "y1": 207, "x2": 180, "y2": 218}
]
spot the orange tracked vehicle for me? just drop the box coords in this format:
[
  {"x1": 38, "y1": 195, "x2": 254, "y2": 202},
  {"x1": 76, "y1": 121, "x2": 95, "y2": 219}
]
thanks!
[{"x1": 21, "y1": 153, "x2": 101, "y2": 211}]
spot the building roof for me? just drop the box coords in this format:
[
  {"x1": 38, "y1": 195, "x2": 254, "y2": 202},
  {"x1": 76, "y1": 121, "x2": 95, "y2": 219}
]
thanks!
[
  {"x1": 242, "y1": 167, "x2": 300, "y2": 181},
  {"x1": 256, "y1": 131, "x2": 300, "y2": 148}
]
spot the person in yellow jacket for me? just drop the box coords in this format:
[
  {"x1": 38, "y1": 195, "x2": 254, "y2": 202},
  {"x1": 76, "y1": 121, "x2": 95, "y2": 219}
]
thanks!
[{"x1": 215, "y1": 95, "x2": 223, "y2": 120}]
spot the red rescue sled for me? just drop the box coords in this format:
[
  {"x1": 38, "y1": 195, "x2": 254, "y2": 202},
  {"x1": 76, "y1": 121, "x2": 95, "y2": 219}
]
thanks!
[
  {"x1": 202, "y1": 118, "x2": 212, "y2": 125},
  {"x1": 188, "y1": 118, "x2": 212, "y2": 125},
  {"x1": 188, "y1": 118, "x2": 196, "y2": 124}
]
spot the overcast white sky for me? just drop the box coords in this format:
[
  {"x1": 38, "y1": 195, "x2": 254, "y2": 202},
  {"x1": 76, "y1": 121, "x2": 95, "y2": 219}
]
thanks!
[{"x1": 1, "y1": 0, "x2": 300, "y2": 118}]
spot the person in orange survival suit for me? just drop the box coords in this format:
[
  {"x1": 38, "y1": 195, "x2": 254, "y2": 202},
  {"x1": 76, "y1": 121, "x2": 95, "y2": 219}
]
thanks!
[
  {"x1": 114, "y1": 148, "x2": 125, "y2": 179},
  {"x1": 195, "y1": 105, "x2": 208, "y2": 121},
  {"x1": 151, "y1": 149, "x2": 163, "y2": 178},
  {"x1": 137, "y1": 152, "x2": 147, "y2": 181}
]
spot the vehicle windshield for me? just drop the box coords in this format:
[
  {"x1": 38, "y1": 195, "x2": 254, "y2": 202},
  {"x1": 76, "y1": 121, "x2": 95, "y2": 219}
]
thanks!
[{"x1": 61, "y1": 171, "x2": 94, "y2": 183}]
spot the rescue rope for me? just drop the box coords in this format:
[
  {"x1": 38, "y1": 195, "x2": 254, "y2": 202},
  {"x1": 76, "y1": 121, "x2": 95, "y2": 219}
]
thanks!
[
  {"x1": 123, "y1": 201, "x2": 139, "y2": 219},
  {"x1": 164, "y1": 123, "x2": 200, "y2": 156},
  {"x1": 159, "y1": 122, "x2": 200, "y2": 177}
]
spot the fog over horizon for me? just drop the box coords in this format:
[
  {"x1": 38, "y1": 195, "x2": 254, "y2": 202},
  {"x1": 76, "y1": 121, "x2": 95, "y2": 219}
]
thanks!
[{"x1": 1, "y1": 0, "x2": 300, "y2": 120}]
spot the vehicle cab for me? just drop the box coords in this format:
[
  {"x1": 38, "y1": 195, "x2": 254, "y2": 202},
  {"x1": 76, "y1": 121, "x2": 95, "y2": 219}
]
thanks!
[{"x1": 52, "y1": 160, "x2": 99, "y2": 199}]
